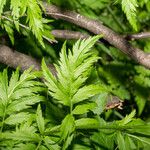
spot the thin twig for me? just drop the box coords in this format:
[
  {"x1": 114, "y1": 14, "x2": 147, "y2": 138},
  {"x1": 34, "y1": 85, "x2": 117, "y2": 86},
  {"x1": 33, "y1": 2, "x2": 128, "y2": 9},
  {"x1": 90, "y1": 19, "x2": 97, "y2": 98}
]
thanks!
[{"x1": 125, "y1": 32, "x2": 150, "y2": 40}]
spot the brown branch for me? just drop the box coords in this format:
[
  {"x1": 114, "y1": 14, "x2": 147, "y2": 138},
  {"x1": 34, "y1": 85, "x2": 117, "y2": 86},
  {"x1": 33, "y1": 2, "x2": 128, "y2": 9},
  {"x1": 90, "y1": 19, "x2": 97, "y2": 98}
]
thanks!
[
  {"x1": 44, "y1": 3, "x2": 150, "y2": 69},
  {"x1": 51, "y1": 30, "x2": 90, "y2": 40},
  {"x1": 0, "y1": 45, "x2": 56, "y2": 76},
  {"x1": 52, "y1": 29, "x2": 150, "y2": 42},
  {"x1": 126, "y1": 32, "x2": 150, "y2": 40}
]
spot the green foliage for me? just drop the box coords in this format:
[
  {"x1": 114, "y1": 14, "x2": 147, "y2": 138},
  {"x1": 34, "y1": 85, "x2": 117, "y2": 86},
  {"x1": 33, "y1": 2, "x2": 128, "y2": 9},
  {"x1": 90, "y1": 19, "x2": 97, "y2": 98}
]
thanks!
[
  {"x1": 0, "y1": 0, "x2": 150, "y2": 149},
  {"x1": 118, "y1": 0, "x2": 138, "y2": 30},
  {"x1": 0, "y1": 0, "x2": 54, "y2": 46}
]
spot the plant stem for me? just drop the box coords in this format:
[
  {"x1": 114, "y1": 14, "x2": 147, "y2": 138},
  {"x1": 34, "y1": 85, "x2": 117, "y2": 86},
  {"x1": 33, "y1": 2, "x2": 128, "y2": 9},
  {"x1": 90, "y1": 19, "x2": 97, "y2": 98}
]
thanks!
[{"x1": 35, "y1": 139, "x2": 42, "y2": 150}]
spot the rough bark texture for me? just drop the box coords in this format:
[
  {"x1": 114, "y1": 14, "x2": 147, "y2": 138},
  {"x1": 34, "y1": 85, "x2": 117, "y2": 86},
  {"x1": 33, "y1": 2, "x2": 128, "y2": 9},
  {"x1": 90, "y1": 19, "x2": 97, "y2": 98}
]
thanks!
[
  {"x1": 52, "y1": 30, "x2": 90, "y2": 40},
  {"x1": 44, "y1": 3, "x2": 150, "y2": 69}
]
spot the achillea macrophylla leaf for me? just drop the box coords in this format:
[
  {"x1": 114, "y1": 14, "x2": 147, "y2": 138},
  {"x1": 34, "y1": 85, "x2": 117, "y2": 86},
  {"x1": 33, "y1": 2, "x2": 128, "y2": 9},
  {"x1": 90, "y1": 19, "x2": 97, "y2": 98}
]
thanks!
[
  {"x1": 4, "y1": 112, "x2": 31, "y2": 125},
  {"x1": 117, "y1": 132, "x2": 127, "y2": 150},
  {"x1": 42, "y1": 36, "x2": 103, "y2": 107},
  {"x1": 6, "y1": 96, "x2": 45, "y2": 115},
  {"x1": 118, "y1": 110, "x2": 136, "y2": 125},
  {"x1": 60, "y1": 114, "x2": 75, "y2": 142},
  {"x1": 0, "y1": 69, "x2": 8, "y2": 103},
  {"x1": 1, "y1": 131, "x2": 41, "y2": 142},
  {"x1": 72, "y1": 102, "x2": 97, "y2": 115},
  {"x1": 43, "y1": 136, "x2": 61, "y2": 150},
  {"x1": 36, "y1": 104, "x2": 45, "y2": 135},
  {"x1": 13, "y1": 143, "x2": 37, "y2": 150},
  {"x1": 10, "y1": 0, "x2": 21, "y2": 30},
  {"x1": 121, "y1": 0, "x2": 138, "y2": 30},
  {"x1": 75, "y1": 118, "x2": 99, "y2": 129},
  {"x1": 0, "y1": 0, "x2": 6, "y2": 15},
  {"x1": 0, "y1": 67, "x2": 45, "y2": 131},
  {"x1": 72, "y1": 85, "x2": 107, "y2": 104}
]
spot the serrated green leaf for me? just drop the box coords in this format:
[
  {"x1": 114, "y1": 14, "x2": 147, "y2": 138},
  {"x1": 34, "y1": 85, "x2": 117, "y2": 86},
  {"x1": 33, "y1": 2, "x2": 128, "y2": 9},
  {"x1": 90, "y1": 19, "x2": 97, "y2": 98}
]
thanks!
[
  {"x1": 4, "y1": 21, "x2": 14, "y2": 44},
  {"x1": 13, "y1": 143, "x2": 36, "y2": 150},
  {"x1": 0, "y1": 69, "x2": 8, "y2": 103},
  {"x1": 42, "y1": 36, "x2": 101, "y2": 107},
  {"x1": 117, "y1": 132, "x2": 126, "y2": 150},
  {"x1": 92, "y1": 92, "x2": 108, "y2": 115},
  {"x1": 4, "y1": 112, "x2": 31, "y2": 125},
  {"x1": 44, "y1": 136, "x2": 61, "y2": 150},
  {"x1": 75, "y1": 118, "x2": 99, "y2": 129},
  {"x1": 91, "y1": 131, "x2": 115, "y2": 150},
  {"x1": 72, "y1": 85, "x2": 107, "y2": 104},
  {"x1": 60, "y1": 114, "x2": 75, "y2": 142},
  {"x1": 118, "y1": 110, "x2": 136, "y2": 125},
  {"x1": 36, "y1": 104, "x2": 45, "y2": 134},
  {"x1": 124, "y1": 136, "x2": 136, "y2": 150},
  {"x1": 2, "y1": 131, "x2": 41, "y2": 142},
  {"x1": 72, "y1": 102, "x2": 97, "y2": 114},
  {"x1": 121, "y1": 0, "x2": 138, "y2": 30},
  {"x1": 6, "y1": 96, "x2": 45, "y2": 115},
  {"x1": 0, "y1": 0, "x2": 6, "y2": 15},
  {"x1": 127, "y1": 134, "x2": 150, "y2": 145}
]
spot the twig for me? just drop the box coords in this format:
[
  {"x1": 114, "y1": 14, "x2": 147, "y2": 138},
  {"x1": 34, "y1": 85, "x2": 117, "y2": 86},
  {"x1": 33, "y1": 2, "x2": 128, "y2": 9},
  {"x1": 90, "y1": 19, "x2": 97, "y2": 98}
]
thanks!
[
  {"x1": 43, "y1": 3, "x2": 150, "y2": 69},
  {"x1": 126, "y1": 32, "x2": 150, "y2": 40},
  {"x1": 52, "y1": 29, "x2": 150, "y2": 43}
]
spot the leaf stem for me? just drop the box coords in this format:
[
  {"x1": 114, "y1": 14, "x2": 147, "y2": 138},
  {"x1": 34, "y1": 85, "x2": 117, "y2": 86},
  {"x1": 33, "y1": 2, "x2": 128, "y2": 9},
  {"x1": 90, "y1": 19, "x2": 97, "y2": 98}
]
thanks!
[{"x1": 35, "y1": 139, "x2": 43, "y2": 150}]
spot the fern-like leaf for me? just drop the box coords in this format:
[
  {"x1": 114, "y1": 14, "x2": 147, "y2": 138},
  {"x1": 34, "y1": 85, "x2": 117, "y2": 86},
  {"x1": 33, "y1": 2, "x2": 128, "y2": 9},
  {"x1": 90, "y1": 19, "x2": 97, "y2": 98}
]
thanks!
[
  {"x1": 0, "y1": 0, "x2": 6, "y2": 16},
  {"x1": 0, "y1": 68, "x2": 45, "y2": 131},
  {"x1": 121, "y1": 0, "x2": 138, "y2": 30},
  {"x1": 42, "y1": 36, "x2": 107, "y2": 112}
]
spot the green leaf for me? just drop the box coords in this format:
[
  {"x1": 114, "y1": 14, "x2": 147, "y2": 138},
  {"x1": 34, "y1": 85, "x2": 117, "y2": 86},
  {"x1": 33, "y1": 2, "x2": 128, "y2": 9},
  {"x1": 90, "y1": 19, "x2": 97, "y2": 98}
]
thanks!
[
  {"x1": 0, "y1": 69, "x2": 8, "y2": 103},
  {"x1": 127, "y1": 134, "x2": 150, "y2": 145},
  {"x1": 72, "y1": 85, "x2": 107, "y2": 104},
  {"x1": 43, "y1": 136, "x2": 61, "y2": 150},
  {"x1": 6, "y1": 96, "x2": 45, "y2": 115},
  {"x1": 121, "y1": 0, "x2": 138, "y2": 30},
  {"x1": 92, "y1": 92, "x2": 108, "y2": 115},
  {"x1": 60, "y1": 114, "x2": 75, "y2": 142},
  {"x1": 13, "y1": 143, "x2": 36, "y2": 150},
  {"x1": 3, "y1": 21, "x2": 14, "y2": 44},
  {"x1": 0, "y1": 0, "x2": 6, "y2": 15},
  {"x1": 42, "y1": 36, "x2": 101, "y2": 107},
  {"x1": 91, "y1": 131, "x2": 115, "y2": 150},
  {"x1": 26, "y1": 0, "x2": 44, "y2": 47},
  {"x1": 36, "y1": 104, "x2": 45, "y2": 134},
  {"x1": 118, "y1": 110, "x2": 136, "y2": 125},
  {"x1": 4, "y1": 112, "x2": 31, "y2": 125},
  {"x1": 117, "y1": 132, "x2": 126, "y2": 150},
  {"x1": 72, "y1": 102, "x2": 97, "y2": 114},
  {"x1": 2, "y1": 131, "x2": 41, "y2": 142},
  {"x1": 124, "y1": 136, "x2": 136, "y2": 150},
  {"x1": 75, "y1": 118, "x2": 99, "y2": 129}
]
